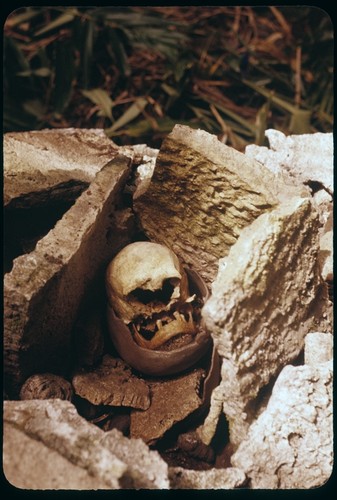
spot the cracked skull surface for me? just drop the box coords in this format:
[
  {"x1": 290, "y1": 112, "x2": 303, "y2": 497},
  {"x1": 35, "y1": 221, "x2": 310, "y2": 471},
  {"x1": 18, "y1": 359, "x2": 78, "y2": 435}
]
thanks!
[{"x1": 106, "y1": 242, "x2": 201, "y2": 349}]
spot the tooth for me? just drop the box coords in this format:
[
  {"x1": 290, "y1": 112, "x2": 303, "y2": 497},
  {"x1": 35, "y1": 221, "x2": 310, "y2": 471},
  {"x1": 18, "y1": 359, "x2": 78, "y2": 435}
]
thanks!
[
  {"x1": 156, "y1": 319, "x2": 163, "y2": 330},
  {"x1": 186, "y1": 294, "x2": 196, "y2": 303},
  {"x1": 173, "y1": 311, "x2": 180, "y2": 320}
]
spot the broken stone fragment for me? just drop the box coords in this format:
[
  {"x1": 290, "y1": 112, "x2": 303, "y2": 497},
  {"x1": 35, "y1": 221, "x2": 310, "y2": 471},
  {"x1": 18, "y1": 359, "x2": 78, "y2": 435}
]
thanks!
[
  {"x1": 135, "y1": 124, "x2": 284, "y2": 284},
  {"x1": 4, "y1": 128, "x2": 120, "y2": 208},
  {"x1": 4, "y1": 154, "x2": 133, "y2": 397},
  {"x1": 319, "y1": 230, "x2": 333, "y2": 283},
  {"x1": 245, "y1": 129, "x2": 333, "y2": 194},
  {"x1": 20, "y1": 373, "x2": 73, "y2": 401},
  {"x1": 72, "y1": 355, "x2": 150, "y2": 410},
  {"x1": 3, "y1": 420, "x2": 113, "y2": 489},
  {"x1": 3, "y1": 399, "x2": 169, "y2": 489},
  {"x1": 231, "y1": 355, "x2": 333, "y2": 489},
  {"x1": 102, "y1": 428, "x2": 169, "y2": 489},
  {"x1": 200, "y1": 197, "x2": 332, "y2": 446},
  {"x1": 313, "y1": 188, "x2": 332, "y2": 226},
  {"x1": 304, "y1": 332, "x2": 333, "y2": 366},
  {"x1": 130, "y1": 145, "x2": 159, "y2": 199},
  {"x1": 130, "y1": 368, "x2": 205, "y2": 445},
  {"x1": 168, "y1": 466, "x2": 246, "y2": 489}
]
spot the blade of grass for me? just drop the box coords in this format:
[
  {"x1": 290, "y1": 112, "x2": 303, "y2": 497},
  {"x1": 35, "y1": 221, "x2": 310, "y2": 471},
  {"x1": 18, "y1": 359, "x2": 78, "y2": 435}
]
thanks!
[
  {"x1": 255, "y1": 101, "x2": 270, "y2": 145},
  {"x1": 80, "y1": 18, "x2": 94, "y2": 89},
  {"x1": 53, "y1": 38, "x2": 75, "y2": 113},
  {"x1": 107, "y1": 29, "x2": 131, "y2": 77},
  {"x1": 82, "y1": 88, "x2": 115, "y2": 121},
  {"x1": 289, "y1": 109, "x2": 312, "y2": 134},
  {"x1": 243, "y1": 79, "x2": 304, "y2": 115},
  {"x1": 17, "y1": 67, "x2": 51, "y2": 77},
  {"x1": 209, "y1": 101, "x2": 256, "y2": 134},
  {"x1": 35, "y1": 9, "x2": 78, "y2": 36},
  {"x1": 6, "y1": 8, "x2": 40, "y2": 27},
  {"x1": 105, "y1": 97, "x2": 148, "y2": 135}
]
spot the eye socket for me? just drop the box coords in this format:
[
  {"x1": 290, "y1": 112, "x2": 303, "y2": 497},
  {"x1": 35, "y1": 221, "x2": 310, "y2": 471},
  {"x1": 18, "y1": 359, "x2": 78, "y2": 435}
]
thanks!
[{"x1": 128, "y1": 278, "x2": 179, "y2": 305}]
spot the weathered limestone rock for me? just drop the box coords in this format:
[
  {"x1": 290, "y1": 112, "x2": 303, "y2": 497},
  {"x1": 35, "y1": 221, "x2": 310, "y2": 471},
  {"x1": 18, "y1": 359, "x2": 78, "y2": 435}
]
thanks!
[
  {"x1": 245, "y1": 129, "x2": 333, "y2": 194},
  {"x1": 319, "y1": 230, "x2": 333, "y2": 282},
  {"x1": 130, "y1": 145, "x2": 159, "y2": 199},
  {"x1": 102, "y1": 429, "x2": 169, "y2": 488},
  {"x1": 4, "y1": 128, "x2": 120, "y2": 208},
  {"x1": 313, "y1": 188, "x2": 333, "y2": 226},
  {"x1": 4, "y1": 155, "x2": 134, "y2": 396},
  {"x1": 246, "y1": 130, "x2": 333, "y2": 283},
  {"x1": 200, "y1": 197, "x2": 332, "y2": 446},
  {"x1": 3, "y1": 400, "x2": 126, "y2": 489},
  {"x1": 3, "y1": 421, "x2": 114, "y2": 489},
  {"x1": 135, "y1": 124, "x2": 285, "y2": 284},
  {"x1": 304, "y1": 332, "x2": 333, "y2": 366},
  {"x1": 4, "y1": 399, "x2": 169, "y2": 489},
  {"x1": 169, "y1": 466, "x2": 246, "y2": 489},
  {"x1": 231, "y1": 334, "x2": 333, "y2": 489},
  {"x1": 72, "y1": 355, "x2": 151, "y2": 410},
  {"x1": 130, "y1": 368, "x2": 205, "y2": 444}
]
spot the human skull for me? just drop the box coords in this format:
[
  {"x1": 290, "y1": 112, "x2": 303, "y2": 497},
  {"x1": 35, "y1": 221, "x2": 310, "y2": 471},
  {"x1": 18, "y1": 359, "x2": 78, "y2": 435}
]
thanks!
[{"x1": 106, "y1": 242, "x2": 198, "y2": 349}]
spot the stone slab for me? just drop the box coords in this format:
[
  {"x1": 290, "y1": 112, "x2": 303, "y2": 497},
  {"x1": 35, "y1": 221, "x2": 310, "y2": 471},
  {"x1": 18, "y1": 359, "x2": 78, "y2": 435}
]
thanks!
[
  {"x1": 4, "y1": 399, "x2": 169, "y2": 489},
  {"x1": 200, "y1": 197, "x2": 332, "y2": 446},
  {"x1": 3, "y1": 422, "x2": 112, "y2": 490},
  {"x1": 169, "y1": 466, "x2": 246, "y2": 489},
  {"x1": 4, "y1": 155, "x2": 133, "y2": 396},
  {"x1": 135, "y1": 124, "x2": 283, "y2": 284},
  {"x1": 231, "y1": 355, "x2": 333, "y2": 488},
  {"x1": 4, "y1": 128, "x2": 120, "y2": 208},
  {"x1": 245, "y1": 129, "x2": 333, "y2": 194}
]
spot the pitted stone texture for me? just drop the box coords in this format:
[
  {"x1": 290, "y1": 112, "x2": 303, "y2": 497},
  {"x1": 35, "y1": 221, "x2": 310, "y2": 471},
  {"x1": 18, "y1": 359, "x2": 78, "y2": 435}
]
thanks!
[
  {"x1": 4, "y1": 128, "x2": 120, "y2": 208},
  {"x1": 201, "y1": 197, "x2": 332, "y2": 446},
  {"x1": 231, "y1": 360, "x2": 333, "y2": 489},
  {"x1": 4, "y1": 155, "x2": 133, "y2": 396},
  {"x1": 3, "y1": 399, "x2": 126, "y2": 489},
  {"x1": 319, "y1": 230, "x2": 333, "y2": 282},
  {"x1": 245, "y1": 129, "x2": 333, "y2": 194},
  {"x1": 103, "y1": 429, "x2": 169, "y2": 489},
  {"x1": 135, "y1": 124, "x2": 284, "y2": 284},
  {"x1": 3, "y1": 399, "x2": 169, "y2": 489},
  {"x1": 3, "y1": 422, "x2": 113, "y2": 489},
  {"x1": 304, "y1": 332, "x2": 333, "y2": 366},
  {"x1": 169, "y1": 466, "x2": 246, "y2": 489}
]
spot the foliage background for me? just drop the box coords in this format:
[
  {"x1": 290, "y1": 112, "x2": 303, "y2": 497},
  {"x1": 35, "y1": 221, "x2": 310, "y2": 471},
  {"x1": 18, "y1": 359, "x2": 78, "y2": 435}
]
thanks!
[{"x1": 3, "y1": 6, "x2": 333, "y2": 150}]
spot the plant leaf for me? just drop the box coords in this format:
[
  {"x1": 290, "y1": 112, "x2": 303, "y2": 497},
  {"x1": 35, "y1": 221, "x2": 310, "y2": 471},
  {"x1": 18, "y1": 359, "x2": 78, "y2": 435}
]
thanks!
[
  {"x1": 105, "y1": 97, "x2": 148, "y2": 135},
  {"x1": 80, "y1": 19, "x2": 94, "y2": 89},
  {"x1": 289, "y1": 109, "x2": 312, "y2": 134},
  {"x1": 17, "y1": 67, "x2": 51, "y2": 77},
  {"x1": 6, "y1": 8, "x2": 40, "y2": 27},
  {"x1": 34, "y1": 9, "x2": 78, "y2": 36},
  {"x1": 53, "y1": 38, "x2": 76, "y2": 113},
  {"x1": 22, "y1": 99, "x2": 46, "y2": 118},
  {"x1": 82, "y1": 88, "x2": 115, "y2": 121},
  {"x1": 255, "y1": 101, "x2": 270, "y2": 145}
]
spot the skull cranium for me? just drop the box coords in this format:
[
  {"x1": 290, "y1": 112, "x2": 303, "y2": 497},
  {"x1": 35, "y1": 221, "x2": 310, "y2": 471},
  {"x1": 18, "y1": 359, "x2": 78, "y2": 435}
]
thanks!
[{"x1": 106, "y1": 242, "x2": 198, "y2": 349}]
